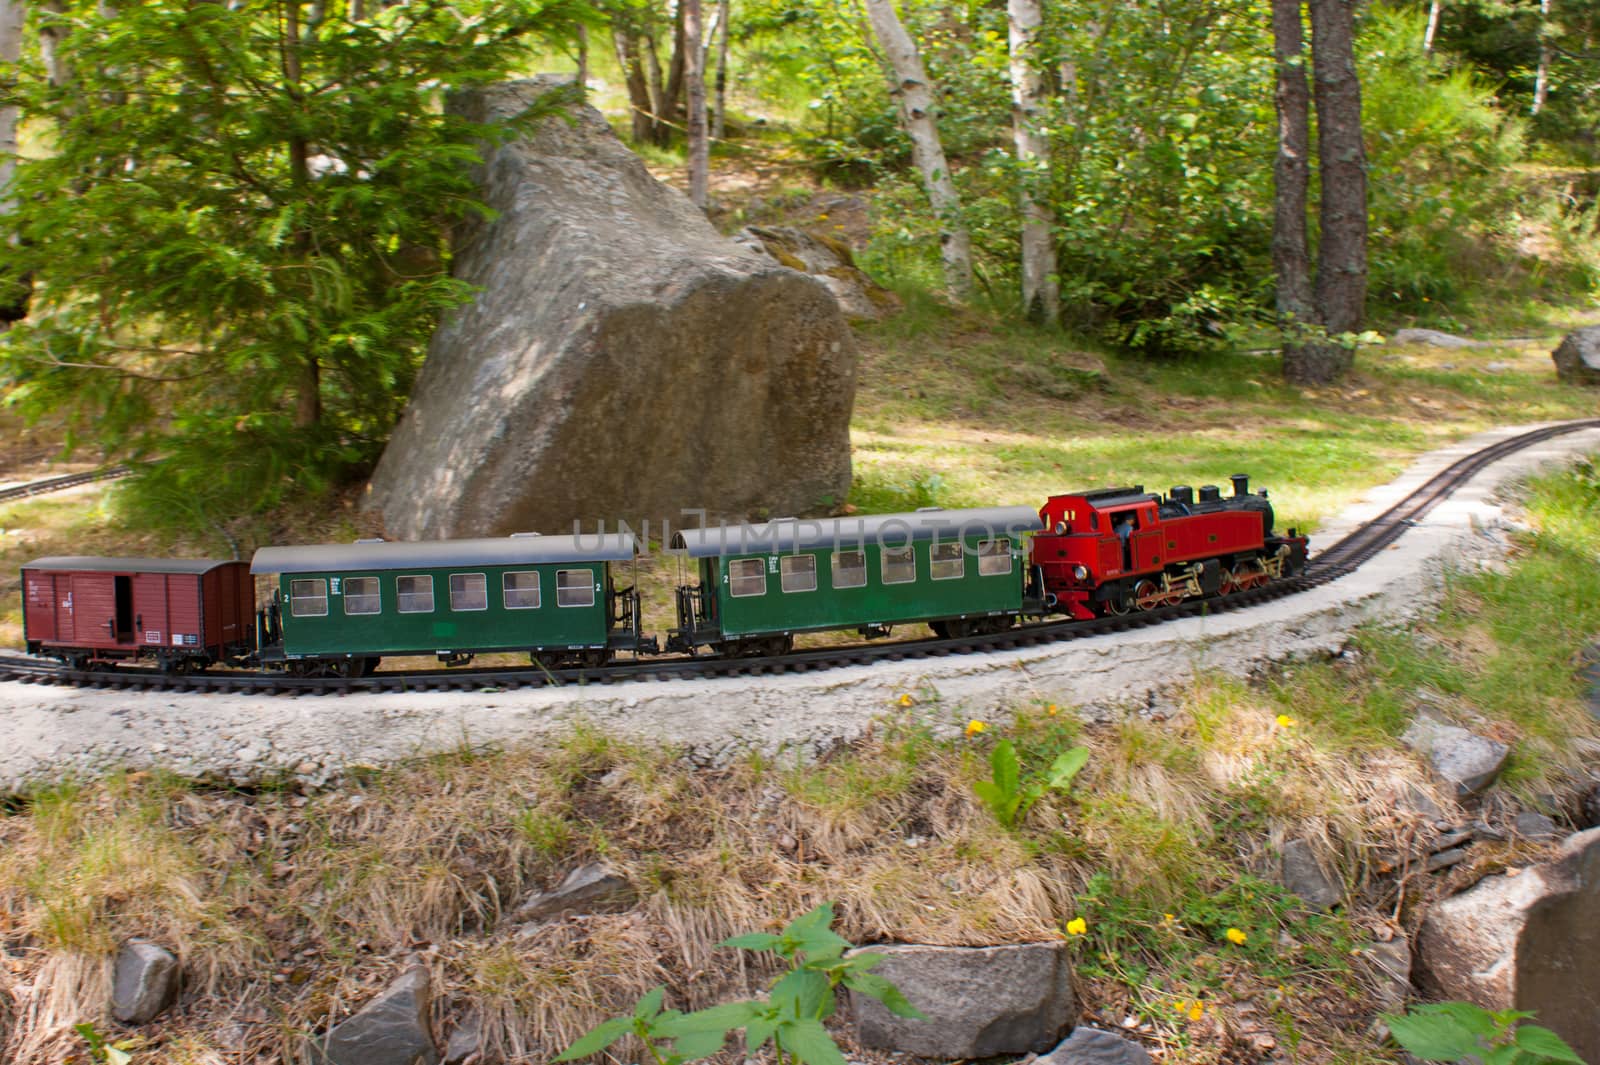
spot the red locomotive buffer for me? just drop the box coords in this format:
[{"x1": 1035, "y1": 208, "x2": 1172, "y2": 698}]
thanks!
[{"x1": 1033, "y1": 475, "x2": 1309, "y2": 619}]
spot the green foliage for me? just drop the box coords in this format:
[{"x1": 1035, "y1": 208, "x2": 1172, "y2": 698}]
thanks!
[
  {"x1": 0, "y1": 0, "x2": 575, "y2": 528},
  {"x1": 1383, "y1": 1002, "x2": 1586, "y2": 1065},
  {"x1": 972, "y1": 739, "x2": 1089, "y2": 829},
  {"x1": 75, "y1": 1022, "x2": 134, "y2": 1065},
  {"x1": 558, "y1": 902, "x2": 923, "y2": 1065}
]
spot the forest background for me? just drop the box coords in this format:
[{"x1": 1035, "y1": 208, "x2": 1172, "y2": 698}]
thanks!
[{"x1": 0, "y1": 0, "x2": 1598, "y2": 531}]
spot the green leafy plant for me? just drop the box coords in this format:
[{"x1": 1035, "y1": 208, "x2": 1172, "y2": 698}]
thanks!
[
  {"x1": 1383, "y1": 1002, "x2": 1586, "y2": 1065},
  {"x1": 75, "y1": 1022, "x2": 134, "y2": 1065},
  {"x1": 972, "y1": 739, "x2": 1089, "y2": 828},
  {"x1": 557, "y1": 902, "x2": 923, "y2": 1065}
]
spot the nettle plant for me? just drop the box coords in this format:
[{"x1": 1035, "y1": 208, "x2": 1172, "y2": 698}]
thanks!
[
  {"x1": 1383, "y1": 1003, "x2": 1586, "y2": 1065},
  {"x1": 557, "y1": 903, "x2": 923, "y2": 1065}
]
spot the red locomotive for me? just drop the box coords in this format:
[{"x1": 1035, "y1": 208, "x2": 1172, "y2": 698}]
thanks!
[{"x1": 1033, "y1": 474, "x2": 1308, "y2": 619}]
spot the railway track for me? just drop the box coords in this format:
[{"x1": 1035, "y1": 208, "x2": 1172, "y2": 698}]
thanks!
[
  {"x1": 0, "y1": 465, "x2": 132, "y2": 505},
  {"x1": 4, "y1": 420, "x2": 1598, "y2": 697}
]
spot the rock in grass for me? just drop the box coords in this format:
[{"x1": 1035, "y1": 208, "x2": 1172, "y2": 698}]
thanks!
[
  {"x1": 1401, "y1": 713, "x2": 1509, "y2": 798},
  {"x1": 314, "y1": 966, "x2": 439, "y2": 1065},
  {"x1": 1036, "y1": 1026, "x2": 1154, "y2": 1065},
  {"x1": 367, "y1": 77, "x2": 857, "y2": 540},
  {"x1": 1417, "y1": 827, "x2": 1600, "y2": 1064},
  {"x1": 1514, "y1": 811, "x2": 1561, "y2": 841},
  {"x1": 1356, "y1": 938, "x2": 1413, "y2": 1010},
  {"x1": 1552, "y1": 327, "x2": 1600, "y2": 385},
  {"x1": 849, "y1": 942, "x2": 1073, "y2": 1059},
  {"x1": 512, "y1": 862, "x2": 635, "y2": 923},
  {"x1": 1391, "y1": 328, "x2": 1483, "y2": 349},
  {"x1": 1279, "y1": 838, "x2": 1342, "y2": 910},
  {"x1": 111, "y1": 939, "x2": 180, "y2": 1025}
]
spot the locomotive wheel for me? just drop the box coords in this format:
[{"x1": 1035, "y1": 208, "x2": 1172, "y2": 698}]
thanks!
[
  {"x1": 1133, "y1": 579, "x2": 1165, "y2": 611},
  {"x1": 1230, "y1": 561, "x2": 1268, "y2": 591},
  {"x1": 1101, "y1": 592, "x2": 1131, "y2": 616}
]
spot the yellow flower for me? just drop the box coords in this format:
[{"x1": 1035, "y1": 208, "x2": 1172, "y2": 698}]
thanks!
[
  {"x1": 1188, "y1": 1002, "x2": 1205, "y2": 1021},
  {"x1": 965, "y1": 719, "x2": 987, "y2": 736},
  {"x1": 1174, "y1": 1000, "x2": 1188, "y2": 1014},
  {"x1": 1046, "y1": 704, "x2": 1059, "y2": 716},
  {"x1": 1065, "y1": 916, "x2": 1087, "y2": 936},
  {"x1": 899, "y1": 694, "x2": 915, "y2": 707},
  {"x1": 1225, "y1": 927, "x2": 1247, "y2": 945},
  {"x1": 1276, "y1": 714, "x2": 1295, "y2": 728}
]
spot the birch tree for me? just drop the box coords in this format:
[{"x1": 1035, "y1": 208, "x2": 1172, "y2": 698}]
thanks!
[
  {"x1": 1533, "y1": 0, "x2": 1553, "y2": 114},
  {"x1": 711, "y1": 0, "x2": 730, "y2": 141},
  {"x1": 684, "y1": 0, "x2": 709, "y2": 207},
  {"x1": 863, "y1": 0, "x2": 972, "y2": 300},
  {"x1": 1007, "y1": 0, "x2": 1059, "y2": 325}
]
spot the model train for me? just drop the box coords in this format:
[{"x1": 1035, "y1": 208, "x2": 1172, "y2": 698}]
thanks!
[{"x1": 19, "y1": 475, "x2": 1308, "y2": 675}]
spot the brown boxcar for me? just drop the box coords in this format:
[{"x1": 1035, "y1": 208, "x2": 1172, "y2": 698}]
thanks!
[{"x1": 21, "y1": 557, "x2": 254, "y2": 671}]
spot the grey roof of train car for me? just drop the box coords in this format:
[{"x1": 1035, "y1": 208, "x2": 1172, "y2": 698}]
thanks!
[
  {"x1": 23, "y1": 556, "x2": 239, "y2": 575},
  {"x1": 671, "y1": 506, "x2": 1045, "y2": 558},
  {"x1": 250, "y1": 534, "x2": 638, "y2": 574}
]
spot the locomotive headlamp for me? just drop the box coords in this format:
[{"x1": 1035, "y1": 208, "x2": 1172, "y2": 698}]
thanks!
[{"x1": 1072, "y1": 565, "x2": 1089, "y2": 581}]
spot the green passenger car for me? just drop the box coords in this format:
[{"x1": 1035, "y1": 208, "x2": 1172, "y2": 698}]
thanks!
[
  {"x1": 249, "y1": 534, "x2": 654, "y2": 675},
  {"x1": 666, "y1": 507, "x2": 1046, "y2": 656}
]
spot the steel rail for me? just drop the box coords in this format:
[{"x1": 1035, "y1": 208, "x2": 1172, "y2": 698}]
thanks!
[
  {"x1": 0, "y1": 466, "x2": 132, "y2": 505},
  {"x1": 4, "y1": 420, "x2": 1597, "y2": 697}
]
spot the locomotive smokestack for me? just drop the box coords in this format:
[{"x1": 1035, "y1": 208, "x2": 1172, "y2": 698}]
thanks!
[
  {"x1": 1230, "y1": 474, "x2": 1249, "y2": 497},
  {"x1": 1170, "y1": 485, "x2": 1193, "y2": 506}
]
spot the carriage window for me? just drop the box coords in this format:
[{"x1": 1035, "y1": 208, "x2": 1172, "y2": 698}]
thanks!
[
  {"x1": 397, "y1": 575, "x2": 434, "y2": 613},
  {"x1": 450, "y1": 572, "x2": 488, "y2": 611},
  {"x1": 290, "y1": 578, "x2": 328, "y2": 616},
  {"x1": 343, "y1": 576, "x2": 380, "y2": 615},
  {"x1": 780, "y1": 554, "x2": 817, "y2": 593},
  {"x1": 930, "y1": 542, "x2": 965, "y2": 580},
  {"x1": 557, "y1": 569, "x2": 596, "y2": 607},
  {"x1": 832, "y1": 550, "x2": 866, "y2": 589},
  {"x1": 978, "y1": 539, "x2": 1012, "y2": 576},
  {"x1": 729, "y1": 558, "x2": 767, "y2": 598},
  {"x1": 503, "y1": 571, "x2": 540, "y2": 609},
  {"x1": 881, "y1": 546, "x2": 916, "y2": 584}
]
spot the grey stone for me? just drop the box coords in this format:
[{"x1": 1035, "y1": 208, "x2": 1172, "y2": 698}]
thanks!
[
  {"x1": 1279, "y1": 838, "x2": 1342, "y2": 909},
  {"x1": 1417, "y1": 827, "x2": 1600, "y2": 1064},
  {"x1": 1514, "y1": 812, "x2": 1560, "y2": 841},
  {"x1": 1402, "y1": 713, "x2": 1510, "y2": 798},
  {"x1": 849, "y1": 942, "x2": 1073, "y2": 1058},
  {"x1": 734, "y1": 225, "x2": 898, "y2": 322},
  {"x1": 1584, "y1": 784, "x2": 1600, "y2": 829},
  {"x1": 1551, "y1": 326, "x2": 1600, "y2": 385},
  {"x1": 315, "y1": 966, "x2": 439, "y2": 1065},
  {"x1": 367, "y1": 77, "x2": 857, "y2": 540},
  {"x1": 1397, "y1": 784, "x2": 1445, "y2": 821},
  {"x1": 513, "y1": 861, "x2": 635, "y2": 923},
  {"x1": 1426, "y1": 847, "x2": 1472, "y2": 872},
  {"x1": 111, "y1": 939, "x2": 180, "y2": 1025},
  {"x1": 1036, "y1": 1027, "x2": 1153, "y2": 1065},
  {"x1": 1391, "y1": 328, "x2": 1483, "y2": 349},
  {"x1": 443, "y1": 1011, "x2": 483, "y2": 1064},
  {"x1": 1357, "y1": 939, "x2": 1413, "y2": 1010}
]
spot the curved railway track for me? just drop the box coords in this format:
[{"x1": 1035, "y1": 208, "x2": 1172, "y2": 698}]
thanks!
[
  {"x1": 4, "y1": 420, "x2": 1598, "y2": 697},
  {"x1": 0, "y1": 465, "x2": 131, "y2": 505}
]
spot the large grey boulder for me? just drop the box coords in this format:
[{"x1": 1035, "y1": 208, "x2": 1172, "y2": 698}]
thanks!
[
  {"x1": 733, "y1": 225, "x2": 898, "y2": 321},
  {"x1": 1552, "y1": 326, "x2": 1600, "y2": 385},
  {"x1": 110, "y1": 939, "x2": 180, "y2": 1024},
  {"x1": 849, "y1": 942, "x2": 1073, "y2": 1058},
  {"x1": 314, "y1": 966, "x2": 439, "y2": 1065},
  {"x1": 368, "y1": 77, "x2": 858, "y2": 540},
  {"x1": 1416, "y1": 827, "x2": 1600, "y2": 1064},
  {"x1": 1402, "y1": 713, "x2": 1509, "y2": 798}
]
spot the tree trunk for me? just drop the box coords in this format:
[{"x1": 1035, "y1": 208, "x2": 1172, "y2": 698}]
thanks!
[
  {"x1": 612, "y1": 26, "x2": 655, "y2": 144},
  {"x1": 712, "y1": 0, "x2": 730, "y2": 141},
  {"x1": 645, "y1": 29, "x2": 667, "y2": 142},
  {"x1": 1271, "y1": 0, "x2": 1314, "y2": 330},
  {"x1": 863, "y1": 0, "x2": 973, "y2": 301},
  {"x1": 684, "y1": 0, "x2": 709, "y2": 208},
  {"x1": 576, "y1": 22, "x2": 589, "y2": 93},
  {"x1": 660, "y1": 0, "x2": 687, "y2": 143},
  {"x1": 0, "y1": 0, "x2": 27, "y2": 325},
  {"x1": 1007, "y1": 0, "x2": 1059, "y2": 325},
  {"x1": 1423, "y1": 0, "x2": 1442, "y2": 52},
  {"x1": 1533, "y1": 0, "x2": 1552, "y2": 115},
  {"x1": 1308, "y1": 0, "x2": 1367, "y2": 343}
]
